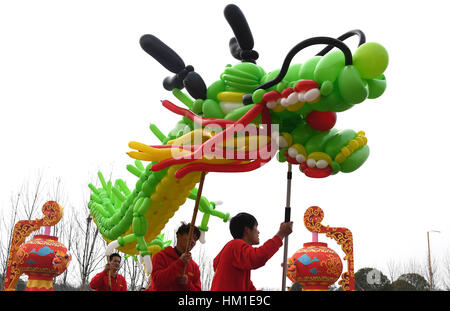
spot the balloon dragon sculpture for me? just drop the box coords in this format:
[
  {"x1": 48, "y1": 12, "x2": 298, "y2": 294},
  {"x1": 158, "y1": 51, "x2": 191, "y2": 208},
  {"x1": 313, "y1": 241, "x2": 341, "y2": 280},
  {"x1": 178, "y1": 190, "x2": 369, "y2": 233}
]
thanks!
[{"x1": 88, "y1": 4, "x2": 388, "y2": 273}]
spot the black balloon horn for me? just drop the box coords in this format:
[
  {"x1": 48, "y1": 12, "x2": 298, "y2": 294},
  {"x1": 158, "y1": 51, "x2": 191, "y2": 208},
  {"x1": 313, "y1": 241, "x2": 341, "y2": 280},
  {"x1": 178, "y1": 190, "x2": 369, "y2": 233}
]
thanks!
[
  {"x1": 139, "y1": 34, "x2": 207, "y2": 100},
  {"x1": 316, "y1": 29, "x2": 366, "y2": 56},
  {"x1": 224, "y1": 4, "x2": 259, "y2": 63},
  {"x1": 256, "y1": 36, "x2": 353, "y2": 91}
]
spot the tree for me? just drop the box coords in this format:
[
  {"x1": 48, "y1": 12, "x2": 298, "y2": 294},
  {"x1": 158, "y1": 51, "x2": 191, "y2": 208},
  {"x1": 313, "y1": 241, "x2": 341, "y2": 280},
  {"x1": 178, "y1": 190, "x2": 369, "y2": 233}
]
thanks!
[
  {"x1": 122, "y1": 255, "x2": 148, "y2": 291},
  {"x1": 289, "y1": 282, "x2": 303, "y2": 291},
  {"x1": 0, "y1": 192, "x2": 21, "y2": 289},
  {"x1": 443, "y1": 251, "x2": 450, "y2": 291},
  {"x1": 394, "y1": 273, "x2": 429, "y2": 291},
  {"x1": 391, "y1": 279, "x2": 416, "y2": 291},
  {"x1": 195, "y1": 244, "x2": 214, "y2": 291},
  {"x1": 386, "y1": 258, "x2": 401, "y2": 283},
  {"x1": 71, "y1": 212, "x2": 106, "y2": 290},
  {"x1": 354, "y1": 267, "x2": 391, "y2": 291}
]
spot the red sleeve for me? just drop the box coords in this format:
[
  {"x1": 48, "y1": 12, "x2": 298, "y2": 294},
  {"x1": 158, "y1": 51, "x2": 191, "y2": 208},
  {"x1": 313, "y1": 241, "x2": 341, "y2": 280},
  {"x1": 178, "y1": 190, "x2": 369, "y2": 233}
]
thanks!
[
  {"x1": 249, "y1": 280, "x2": 257, "y2": 291},
  {"x1": 89, "y1": 270, "x2": 108, "y2": 290},
  {"x1": 232, "y1": 235, "x2": 283, "y2": 271},
  {"x1": 151, "y1": 252, "x2": 185, "y2": 287},
  {"x1": 186, "y1": 264, "x2": 201, "y2": 291}
]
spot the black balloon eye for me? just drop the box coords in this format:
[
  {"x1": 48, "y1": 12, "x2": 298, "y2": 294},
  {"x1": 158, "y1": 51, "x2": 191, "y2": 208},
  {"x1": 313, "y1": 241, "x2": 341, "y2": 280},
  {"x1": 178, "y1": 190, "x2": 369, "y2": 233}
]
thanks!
[{"x1": 242, "y1": 94, "x2": 253, "y2": 105}]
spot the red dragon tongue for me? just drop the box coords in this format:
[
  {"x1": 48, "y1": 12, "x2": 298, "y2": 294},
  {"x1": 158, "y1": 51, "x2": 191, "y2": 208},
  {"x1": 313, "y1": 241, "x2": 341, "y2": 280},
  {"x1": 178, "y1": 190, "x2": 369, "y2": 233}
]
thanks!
[{"x1": 294, "y1": 80, "x2": 319, "y2": 92}]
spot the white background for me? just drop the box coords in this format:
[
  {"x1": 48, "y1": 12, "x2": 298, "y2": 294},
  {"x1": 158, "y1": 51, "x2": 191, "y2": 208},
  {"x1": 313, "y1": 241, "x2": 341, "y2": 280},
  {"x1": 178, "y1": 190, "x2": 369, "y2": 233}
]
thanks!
[{"x1": 1, "y1": 0, "x2": 449, "y2": 290}]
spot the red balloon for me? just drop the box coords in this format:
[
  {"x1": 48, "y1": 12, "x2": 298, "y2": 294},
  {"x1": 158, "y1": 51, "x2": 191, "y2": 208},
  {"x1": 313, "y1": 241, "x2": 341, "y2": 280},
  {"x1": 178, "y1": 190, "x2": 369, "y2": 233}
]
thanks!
[{"x1": 305, "y1": 110, "x2": 337, "y2": 131}]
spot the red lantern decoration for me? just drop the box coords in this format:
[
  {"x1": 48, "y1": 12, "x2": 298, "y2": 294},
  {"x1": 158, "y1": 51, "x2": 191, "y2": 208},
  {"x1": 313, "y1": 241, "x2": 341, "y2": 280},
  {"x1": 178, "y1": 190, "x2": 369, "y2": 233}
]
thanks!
[
  {"x1": 286, "y1": 206, "x2": 355, "y2": 291},
  {"x1": 293, "y1": 241, "x2": 343, "y2": 291},
  {"x1": 3, "y1": 201, "x2": 71, "y2": 291},
  {"x1": 15, "y1": 234, "x2": 71, "y2": 291}
]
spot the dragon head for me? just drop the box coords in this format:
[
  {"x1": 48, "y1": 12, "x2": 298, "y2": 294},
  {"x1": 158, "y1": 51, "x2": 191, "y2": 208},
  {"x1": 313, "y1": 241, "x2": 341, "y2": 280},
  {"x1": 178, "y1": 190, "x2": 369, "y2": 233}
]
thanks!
[{"x1": 52, "y1": 250, "x2": 71, "y2": 275}]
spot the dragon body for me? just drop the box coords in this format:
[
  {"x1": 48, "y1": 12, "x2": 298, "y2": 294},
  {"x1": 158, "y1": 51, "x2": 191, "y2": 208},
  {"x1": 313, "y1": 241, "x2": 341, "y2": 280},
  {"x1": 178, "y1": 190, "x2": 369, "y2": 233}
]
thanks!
[{"x1": 88, "y1": 5, "x2": 388, "y2": 273}]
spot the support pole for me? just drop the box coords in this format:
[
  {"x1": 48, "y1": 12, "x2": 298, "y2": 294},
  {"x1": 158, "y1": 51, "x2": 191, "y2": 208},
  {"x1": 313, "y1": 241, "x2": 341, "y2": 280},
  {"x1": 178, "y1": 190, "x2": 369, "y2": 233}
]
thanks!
[
  {"x1": 182, "y1": 171, "x2": 206, "y2": 274},
  {"x1": 107, "y1": 255, "x2": 112, "y2": 291},
  {"x1": 281, "y1": 163, "x2": 292, "y2": 291}
]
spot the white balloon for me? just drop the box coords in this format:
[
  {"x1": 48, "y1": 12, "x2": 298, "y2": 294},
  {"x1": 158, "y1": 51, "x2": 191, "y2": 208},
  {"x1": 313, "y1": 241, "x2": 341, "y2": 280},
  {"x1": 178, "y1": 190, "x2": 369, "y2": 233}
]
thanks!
[
  {"x1": 316, "y1": 160, "x2": 329, "y2": 169},
  {"x1": 199, "y1": 230, "x2": 206, "y2": 244},
  {"x1": 105, "y1": 240, "x2": 120, "y2": 256},
  {"x1": 287, "y1": 92, "x2": 298, "y2": 106},
  {"x1": 288, "y1": 147, "x2": 298, "y2": 158},
  {"x1": 296, "y1": 154, "x2": 306, "y2": 163},
  {"x1": 305, "y1": 88, "x2": 320, "y2": 102},
  {"x1": 307, "y1": 158, "x2": 316, "y2": 168}
]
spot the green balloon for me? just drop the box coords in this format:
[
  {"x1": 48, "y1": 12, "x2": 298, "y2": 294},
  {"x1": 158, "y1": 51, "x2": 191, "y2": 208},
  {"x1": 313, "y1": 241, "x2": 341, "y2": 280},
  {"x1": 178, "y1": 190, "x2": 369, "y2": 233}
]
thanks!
[
  {"x1": 137, "y1": 198, "x2": 150, "y2": 215},
  {"x1": 298, "y1": 56, "x2": 321, "y2": 80},
  {"x1": 291, "y1": 120, "x2": 319, "y2": 145},
  {"x1": 353, "y1": 42, "x2": 389, "y2": 79},
  {"x1": 324, "y1": 129, "x2": 356, "y2": 158},
  {"x1": 110, "y1": 227, "x2": 121, "y2": 238},
  {"x1": 322, "y1": 89, "x2": 354, "y2": 112},
  {"x1": 277, "y1": 148, "x2": 288, "y2": 162},
  {"x1": 252, "y1": 88, "x2": 265, "y2": 104},
  {"x1": 221, "y1": 62, "x2": 265, "y2": 93},
  {"x1": 206, "y1": 80, "x2": 226, "y2": 101},
  {"x1": 132, "y1": 216, "x2": 147, "y2": 236},
  {"x1": 260, "y1": 69, "x2": 281, "y2": 92},
  {"x1": 367, "y1": 75, "x2": 387, "y2": 99},
  {"x1": 305, "y1": 128, "x2": 338, "y2": 154},
  {"x1": 225, "y1": 104, "x2": 262, "y2": 124},
  {"x1": 192, "y1": 99, "x2": 203, "y2": 114},
  {"x1": 340, "y1": 145, "x2": 370, "y2": 172},
  {"x1": 331, "y1": 161, "x2": 341, "y2": 173},
  {"x1": 202, "y1": 99, "x2": 225, "y2": 119},
  {"x1": 320, "y1": 80, "x2": 334, "y2": 96},
  {"x1": 284, "y1": 63, "x2": 302, "y2": 82},
  {"x1": 338, "y1": 65, "x2": 368, "y2": 104},
  {"x1": 314, "y1": 50, "x2": 345, "y2": 84},
  {"x1": 141, "y1": 181, "x2": 153, "y2": 196}
]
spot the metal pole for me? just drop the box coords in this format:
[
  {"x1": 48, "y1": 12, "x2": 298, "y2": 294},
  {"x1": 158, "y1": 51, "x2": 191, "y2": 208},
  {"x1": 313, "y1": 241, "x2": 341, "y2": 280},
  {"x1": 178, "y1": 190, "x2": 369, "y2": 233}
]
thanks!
[
  {"x1": 427, "y1": 230, "x2": 441, "y2": 291},
  {"x1": 281, "y1": 163, "x2": 292, "y2": 291}
]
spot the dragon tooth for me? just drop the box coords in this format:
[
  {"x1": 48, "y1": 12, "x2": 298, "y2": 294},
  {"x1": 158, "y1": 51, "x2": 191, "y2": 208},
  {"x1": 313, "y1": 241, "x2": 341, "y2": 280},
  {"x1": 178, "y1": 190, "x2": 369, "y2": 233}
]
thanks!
[
  {"x1": 287, "y1": 92, "x2": 298, "y2": 106},
  {"x1": 304, "y1": 88, "x2": 320, "y2": 102},
  {"x1": 297, "y1": 92, "x2": 305, "y2": 102},
  {"x1": 288, "y1": 147, "x2": 298, "y2": 158},
  {"x1": 296, "y1": 154, "x2": 306, "y2": 163}
]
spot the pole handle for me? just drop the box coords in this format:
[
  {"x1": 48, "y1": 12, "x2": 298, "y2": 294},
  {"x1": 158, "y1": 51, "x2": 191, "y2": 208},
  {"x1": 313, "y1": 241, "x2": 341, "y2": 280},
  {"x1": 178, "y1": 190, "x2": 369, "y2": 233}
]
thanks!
[
  {"x1": 106, "y1": 255, "x2": 112, "y2": 291},
  {"x1": 284, "y1": 207, "x2": 291, "y2": 222},
  {"x1": 182, "y1": 171, "x2": 206, "y2": 275}
]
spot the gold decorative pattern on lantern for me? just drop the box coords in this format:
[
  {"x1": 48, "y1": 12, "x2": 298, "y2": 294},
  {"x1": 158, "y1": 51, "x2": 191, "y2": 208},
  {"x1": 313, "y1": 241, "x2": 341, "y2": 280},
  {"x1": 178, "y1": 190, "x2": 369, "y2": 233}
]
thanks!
[
  {"x1": 303, "y1": 206, "x2": 355, "y2": 291},
  {"x1": 321, "y1": 254, "x2": 343, "y2": 278}
]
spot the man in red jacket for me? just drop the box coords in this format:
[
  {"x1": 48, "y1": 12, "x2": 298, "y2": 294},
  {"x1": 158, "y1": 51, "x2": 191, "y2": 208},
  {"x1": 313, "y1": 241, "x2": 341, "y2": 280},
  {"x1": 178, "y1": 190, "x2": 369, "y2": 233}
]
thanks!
[
  {"x1": 90, "y1": 253, "x2": 127, "y2": 291},
  {"x1": 210, "y1": 212, "x2": 293, "y2": 291},
  {"x1": 149, "y1": 222, "x2": 201, "y2": 291}
]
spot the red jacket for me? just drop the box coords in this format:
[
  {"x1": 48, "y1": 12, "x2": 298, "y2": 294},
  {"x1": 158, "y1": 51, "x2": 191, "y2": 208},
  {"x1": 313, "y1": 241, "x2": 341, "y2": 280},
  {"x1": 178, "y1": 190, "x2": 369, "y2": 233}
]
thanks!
[
  {"x1": 210, "y1": 235, "x2": 283, "y2": 291},
  {"x1": 149, "y1": 246, "x2": 201, "y2": 291},
  {"x1": 89, "y1": 270, "x2": 127, "y2": 291}
]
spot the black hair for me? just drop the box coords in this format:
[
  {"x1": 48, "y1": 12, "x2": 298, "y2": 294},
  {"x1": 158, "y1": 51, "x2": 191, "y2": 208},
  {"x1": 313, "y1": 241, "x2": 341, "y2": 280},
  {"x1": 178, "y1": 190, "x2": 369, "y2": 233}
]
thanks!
[
  {"x1": 176, "y1": 222, "x2": 200, "y2": 241},
  {"x1": 229, "y1": 212, "x2": 258, "y2": 239},
  {"x1": 109, "y1": 253, "x2": 121, "y2": 262}
]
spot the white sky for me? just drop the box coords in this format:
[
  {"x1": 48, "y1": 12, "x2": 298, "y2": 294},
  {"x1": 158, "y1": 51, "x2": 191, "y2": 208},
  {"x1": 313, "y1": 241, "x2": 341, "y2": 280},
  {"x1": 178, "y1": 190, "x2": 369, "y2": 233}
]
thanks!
[{"x1": 1, "y1": 0, "x2": 449, "y2": 290}]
